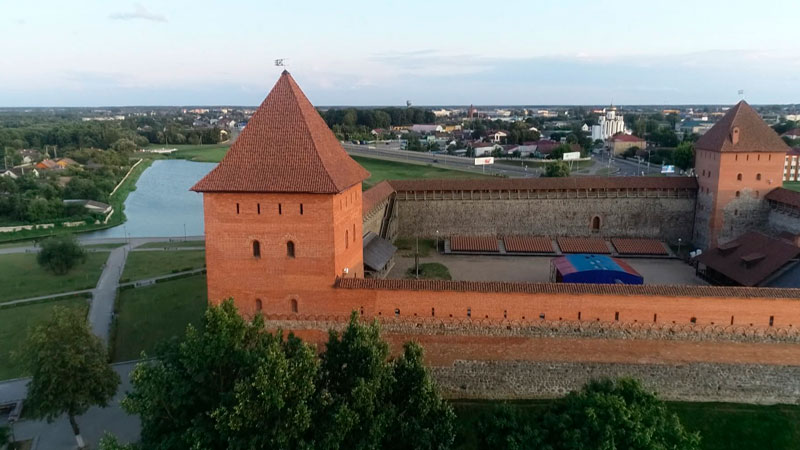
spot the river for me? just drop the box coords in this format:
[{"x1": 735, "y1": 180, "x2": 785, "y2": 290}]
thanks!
[{"x1": 84, "y1": 160, "x2": 215, "y2": 239}]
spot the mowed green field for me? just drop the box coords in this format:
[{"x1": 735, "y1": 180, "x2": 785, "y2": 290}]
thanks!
[
  {"x1": 452, "y1": 400, "x2": 800, "y2": 450},
  {"x1": 113, "y1": 275, "x2": 208, "y2": 361},
  {"x1": 783, "y1": 181, "x2": 800, "y2": 192},
  {"x1": 147, "y1": 143, "x2": 232, "y2": 163},
  {"x1": 0, "y1": 252, "x2": 108, "y2": 302},
  {"x1": 352, "y1": 156, "x2": 490, "y2": 189},
  {"x1": 121, "y1": 250, "x2": 206, "y2": 281},
  {"x1": 0, "y1": 296, "x2": 89, "y2": 380}
]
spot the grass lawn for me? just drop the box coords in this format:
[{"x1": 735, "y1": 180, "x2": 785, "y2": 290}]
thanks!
[
  {"x1": 83, "y1": 242, "x2": 126, "y2": 249},
  {"x1": 0, "y1": 252, "x2": 108, "y2": 302},
  {"x1": 395, "y1": 238, "x2": 437, "y2": 257},
  {"x1": 121, "y1": 250, "x2": 205, "y2": 282},
  {"x1": 137, "y1": 240, "x2": 205, "y2": 249},
  {"x1": 451, "y1": 400, "x2": 800, "y2": 450},
  {"x1": 0, "y1": 296, "x2": 89, "y2": 380},
  {"x1": 406, "y1": 262, "x2": 451, "y2": 280},
  {"x1": 148, "y1": 143, "x2": 232, "y2": 163},
  {"x1": 113, "y1": 275, "x2": 207, "y2": 361},
  {"x1": 783, "y1": 182, "x2": 800, "y2": 192},
  {"x1": 495, "y1": 159, "x2": 593, "y2": 169},
  {"x1": 352, "y1": 156, "x2": 491, "y2": 189}
]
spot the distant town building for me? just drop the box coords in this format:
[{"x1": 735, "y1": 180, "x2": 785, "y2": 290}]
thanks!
[
  {"x1": 409, "y1": 124, "x2": 443, "y2": 134},
  {"x1": 610, "y1": 134, "x2": 646, "y2": 155},
  {"x1": 783, "y1": 148, "x2": 800, "y2": 182},
  {"x1": 591, "y1": 107, "x2": 627, "y2": 141},
  {"x1": 782, "y1": 128, "x2": 800, "y2": 140}
]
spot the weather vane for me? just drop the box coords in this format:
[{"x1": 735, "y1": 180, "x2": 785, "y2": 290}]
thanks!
[{"x1": 275, "y1": 59, "x2": 287, "y2": 67}]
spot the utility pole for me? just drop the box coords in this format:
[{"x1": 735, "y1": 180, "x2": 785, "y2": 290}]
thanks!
[{"x1": 415, "y1": 236, "x2": 419, "y2": 279}]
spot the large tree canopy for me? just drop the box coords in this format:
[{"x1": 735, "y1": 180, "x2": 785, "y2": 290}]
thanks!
[
  {"x1": 478, "y1": 378, "x2": 701, "y2": 450},
  {"x1": 20, "y1": 307, "x2": 120, "y2": 449},
  {"x1": 123, "y1": 302, "x2": 455, "y2": 450}
]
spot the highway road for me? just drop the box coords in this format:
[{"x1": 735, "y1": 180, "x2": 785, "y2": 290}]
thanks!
[
  {"x1": 342, "y1": 143, "x2": 541, "y2": 178},
  {"x1": 342, "y1": 142, "x2": 679, "y2": 179}
]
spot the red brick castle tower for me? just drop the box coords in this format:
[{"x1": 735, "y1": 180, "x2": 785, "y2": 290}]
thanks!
[
  {"x1": 192, "y1": 71, "x2": 369, "y2": 316},
  {"x1": 693, "y1": 101, "x2": 790, "y2": 248}
]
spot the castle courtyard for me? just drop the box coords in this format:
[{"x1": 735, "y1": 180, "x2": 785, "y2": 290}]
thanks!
[{"x1": 389, "y1": 253, "x2": 707, "y2": 286}]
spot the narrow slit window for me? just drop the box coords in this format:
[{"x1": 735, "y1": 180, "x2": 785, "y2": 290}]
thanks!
[
  {"x1": 287, "y1": 241, "x2": 295, "y2": 258},
  {"x1": 300, "y1": 203, "x2": 304, "y2": 215},
  {"x1": 291, "y1": 299, "x2": 298, "y2": 313},
  {"x1": 252, "y1": 240, "x2": 261, "y2": 258},
  {"x1": 236, "y1": 203, "x2": 240, "y2": 214},
  {"x1": 278, "y1": 203, "x2": 282, "y2": 215},
  {"x1": 257, "y1": 203, "x2": 261, "y2": 214}
]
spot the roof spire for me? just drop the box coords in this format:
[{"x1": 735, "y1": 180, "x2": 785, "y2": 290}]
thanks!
[{"x1": 192, "y1": 72, "x2": 369, "y2": 194}]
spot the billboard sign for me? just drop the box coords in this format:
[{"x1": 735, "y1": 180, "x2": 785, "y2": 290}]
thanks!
[
  {"x1": 474, "y1": 157, "x2": 494, "y2": 165},
  {"x1": 563, "y1": 152, "x2": 581, "y2": 161},
  {"x1": 661, "y1": 165, "x2": 676, "y2": 174}
]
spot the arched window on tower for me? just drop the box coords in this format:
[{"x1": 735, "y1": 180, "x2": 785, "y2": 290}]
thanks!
[
  {"x1": 737, "y1": 173, "x2": 742, "y2": 181},
  {"x1": 290, "y1": 299, "x2": 298, "y2": 313},
  {"x1": 735, "y1": 191, "x2": 741, "y2": 198},
  {"x1": 287, "y1": 241, "x2": 295, "y2": 258},
  {"x1": 345, "y1": 230, "x2": 349, "y2": 249},
  {"x1": 252, "y1": 240, "x2": 261, "y2": 258},
  {"x1": 756, "y1": 173, "x2": 762, "y2": 181},
  {"x1": 255, "y1": 298, "x2": 262, "y2": 311}
]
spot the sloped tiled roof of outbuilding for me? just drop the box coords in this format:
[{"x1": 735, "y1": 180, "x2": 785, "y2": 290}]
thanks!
[
  {"x1": 695, "y1": 101, "x2": 790, "y2": 153},
  {"x1": 766, "y1": 187, "x2": 800, "y2": 209},
  {"x1": 192, "y1": 71, "x2": 369, "y2": 194}
]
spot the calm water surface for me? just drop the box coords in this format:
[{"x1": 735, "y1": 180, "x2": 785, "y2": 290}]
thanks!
[{"x1": 85, "y1": 160, "x2": 215, "y2": 238}]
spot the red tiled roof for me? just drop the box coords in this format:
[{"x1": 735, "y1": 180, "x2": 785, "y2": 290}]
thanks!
[
  {"x1": 611, "y1": 134, "x2": 644, "y2": 143},
  {"x1": 387, "y1": 176, "x2": 697, "y2": 192},
  {"x1": 695, "y1": 101, "x2": 791, "y2": 153},
  {"x1": 334, "y1": 277, "x2": 800, "y2": 299},
  {"x1": 557, "y1": 237, "x2": 611, "y2": 254},
  {"x1": 192, "y1": 71, "x2": 369, "y2": 194},
  {"x1": 503, "y1": 236, "x2": 554, "y2": 253},
  {"x1": 696, "y1": 231, "x2": 800, "y2": 286},
  {"x1": 362, "y1": 181, "x2": 395, "y2": 216},
  {"x1": 451, "y1": 236, "x2": 499, "y2": 252},
  {"x1": 612, "y1": 238, "x2": 668, "y2": 256},
  {"x1": 766, "y1": 187, "x2": 800, "y2": 209}
]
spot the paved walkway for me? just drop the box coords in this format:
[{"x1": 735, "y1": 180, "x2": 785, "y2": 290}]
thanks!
[
  {"x1": 3, "y1": 362, "x2": 140, "y2": 449},
  {"x1": 89, "y1": 245, "x2": 131, "y2": 343}
]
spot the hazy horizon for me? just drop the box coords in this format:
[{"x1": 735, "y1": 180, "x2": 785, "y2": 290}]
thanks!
[{"x1": 2, "y1": 0, "x2": 799, "y2": 107}]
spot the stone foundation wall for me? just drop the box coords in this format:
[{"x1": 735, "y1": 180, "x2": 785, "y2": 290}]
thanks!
[
  {"x1": 434, "y1": 361, "x2": 800, "y2": 404},
  {"x1": 394, "y1": 196, "x2": 696, "y2": 244},
  {"x1": 768, "y1": 208, "x2": 800, "y2": 235}
]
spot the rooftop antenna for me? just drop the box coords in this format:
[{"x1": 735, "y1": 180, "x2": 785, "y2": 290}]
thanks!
[{"x1": 275, "y1": 59, "x2": 289, "y2": 70}]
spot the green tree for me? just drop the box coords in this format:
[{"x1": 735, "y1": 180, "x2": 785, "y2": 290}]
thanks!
[
  {"x1": 111, "y1": 138, "x2": 137, "y2": 153},
  {"x1": 384, "y1": 342, "x2": 456, "y2": 450},
  {"x1": 36, "y1": 234, "x2": 87, "y2": 275},
  {"x1": 314, "y1": 312, "x2": 393, "y2": 449},
  {"x1": 123, "y1": 299, "x2": 318, "y2": 450},
  {"x1": 18, "y1": 307, "x2": 120, "y2": 449},
  {"x1": 673, "y1": 142, "x2": 695, "y2": 171},
  {"x1": 544, "y1": 161, "x2": 570, "y2": 177},
  {"x1": 98, "y1": 433, "x2": 138, "y2": 450},
  {"x1": 478, "y1": 378, "x2": 700, "y2": 450}
]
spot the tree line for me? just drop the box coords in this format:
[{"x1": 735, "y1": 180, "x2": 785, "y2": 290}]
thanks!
[{"x1": 13, "y1": 298, "x2": 701, "y2": 450}]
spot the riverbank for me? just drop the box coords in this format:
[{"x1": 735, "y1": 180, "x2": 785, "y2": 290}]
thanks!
[{"x1": 0, "y1": 159, "x2": 154, "y2": 243}]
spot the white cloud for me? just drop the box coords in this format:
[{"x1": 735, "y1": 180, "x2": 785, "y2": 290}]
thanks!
[{"x1": 109, "y1": 3, "x2": 167, "y2": 23}]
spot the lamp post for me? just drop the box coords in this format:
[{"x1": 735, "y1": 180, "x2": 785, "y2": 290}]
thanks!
[{"x1": 677, "y1": 238, "x2": 682, "y2": 259}]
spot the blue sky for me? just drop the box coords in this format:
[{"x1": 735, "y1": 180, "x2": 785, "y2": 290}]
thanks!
[{"x1": 1, "y1": 0, "x2": 798, "y2": 106}]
